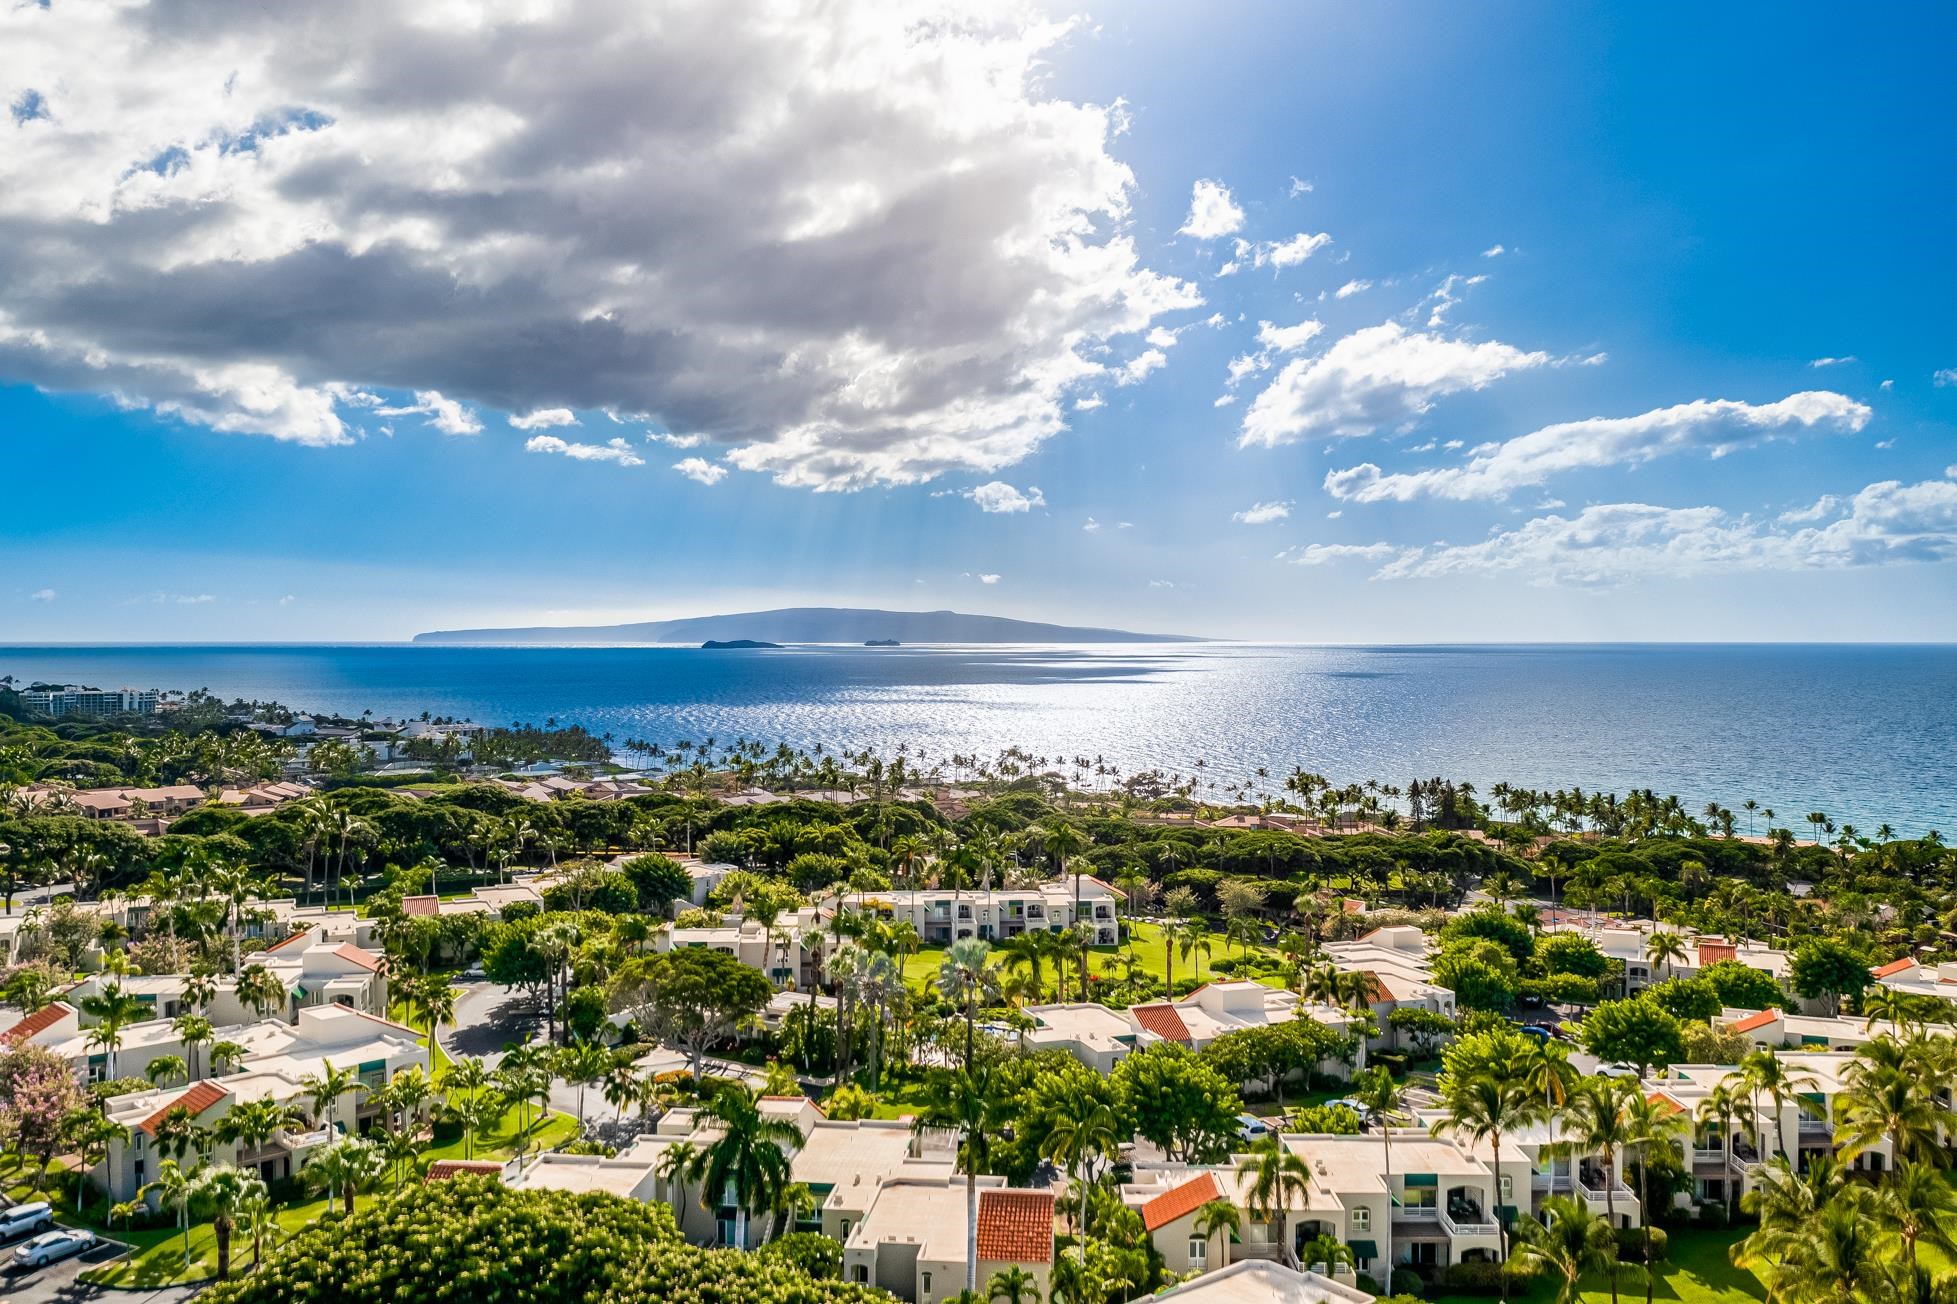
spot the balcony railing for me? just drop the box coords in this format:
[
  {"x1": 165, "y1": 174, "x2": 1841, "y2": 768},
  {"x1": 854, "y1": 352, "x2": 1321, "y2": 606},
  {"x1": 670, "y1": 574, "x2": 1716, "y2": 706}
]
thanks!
[
  {"x1": 276, "y1": 1121, "x2": 342, "y2": 1151},
  {"x1": 1441, "y1": 1208, "x2": 1500, "y2": 1239},
  {"x1": 1691, "y1": 1147, "x2": 1729, "y2": 1166}
]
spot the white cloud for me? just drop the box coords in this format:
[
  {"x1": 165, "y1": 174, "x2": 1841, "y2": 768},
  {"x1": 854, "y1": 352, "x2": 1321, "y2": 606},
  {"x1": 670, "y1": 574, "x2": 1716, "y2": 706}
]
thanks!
[
  {"x1": 375, "y1": 391, "x2": 483, "y2": 437},
  {"x1": 0, "y1": 2, "x2": 1197, "y2": 489},
  {"x1": 1254, "y1": 232, "x2": 1332, "y2": 269},
  {"x1": 1239, "y1": 321, "x2": 1549, "y2": 448},
  {"x1": 1146, "y1": 326, "x2": 1179, "y2": 349},
  {"x1": 1277, "y1": 542, "x2": 1405, "y2": 566},
  {"x1": 1369, "y1": 474, "x2": 1957, "y2": 585},
  {"x1": 978, "y1": 573, "x2": 1002, "y2": 585},
  {"x1": 1232, "y1": 500, "x2": 1292, "y2": 525},
  {"x1": 508, "y1": 408, "x2": 578, "y2": 430},
  {"x1": 278, "y1": 594, "x2": 296, "y2": 606},
  {"x1": 1148, "y1": 578, "x2": 1176, "y2": 589},
  {"x1": 1073, "y1": 394, "x2": 1105, "y2": 412},
  {"x1": 1422, "y1": 273, "x2": 1487, "y2": 327},
  {"x1": 673, "y1": 456, "x2": 728, "y2": 485},
  {"x1": 1481, "y1": 244, "x2": 1505, "y2": 258},
  {"x1": 1179, "y1": 179, "x2": 1245, "y2": 240},
  {"x1": 29, "y1": 588, "x2": 56, "y2": 602},
  {"x1": 1935, "y1": 369, "x2": 1957, "y2": 387},
  {"x1": 968, "y1": 481, "x2": 1046, "y2": 513},
  {"x1": 1808, "y1": 356, "x2": 1856, "y2": 369},
  {"x1": 525, "y1": 435, "x2": 646, "y2": 467},
  {"x1": 1211, "y1": 394, "x2": 1235, "y2": 407},
  {"x1": 1288, "y1": 177, "x2": 1313, "y2": 198},
  {"x1": 1082, "y1": 517, "x2": 1102, "y2": 532},
  {"x1": 1334, "y1": 279, "x2": 1372, "y2": 299},
  {"x1": 176, "y1": 593, "x2": 216, "y2": 605},
  {"x1": 1254, "y1": 319, "x2": 1325, "y2": 353},
  {"x1": 649, "y1": 431, "x2": 705, "y2": 448},
  {"x1": 1116, "y1": 349, "x2": 1168, "y2": 386},
  {"x1": 1881, "y1": 379, "x2": 1895, "y2": 391},
  {"x1": 1325, "y1": 390, "x2": 1872, "y2": 503}
]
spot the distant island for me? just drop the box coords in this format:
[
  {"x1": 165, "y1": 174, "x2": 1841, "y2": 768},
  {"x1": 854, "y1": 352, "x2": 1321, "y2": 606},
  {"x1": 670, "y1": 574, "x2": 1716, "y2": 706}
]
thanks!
[
  {"x1": 413, "y1": 606, "x2": 1202, "y2": 645},
  {"x1": 701, "y1": 639, "x2": 782, "y2": 650}
]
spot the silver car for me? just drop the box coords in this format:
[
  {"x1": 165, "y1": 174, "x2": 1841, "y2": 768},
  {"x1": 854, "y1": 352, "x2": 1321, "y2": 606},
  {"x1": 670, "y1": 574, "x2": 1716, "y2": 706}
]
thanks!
[{"x1": 12, "y1": 1228, "x2": 96, "y2": 1268}]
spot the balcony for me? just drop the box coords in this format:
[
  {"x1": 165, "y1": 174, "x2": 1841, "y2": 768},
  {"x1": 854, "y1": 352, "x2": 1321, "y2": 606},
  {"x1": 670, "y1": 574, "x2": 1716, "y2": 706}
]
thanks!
[
  {"x1": 1440, "y1": 1207, "x2": 1500, "y2": 1240},
  {"x1": 1574, "y1": 1176, "x2": 1639, "y2": 1221},
  {"x1": 1797, "y1": 1117, "x2": 1834, "y2": 1142},
  {"x1": 276, "y1": 1121, "x2": 343, "y2": 1152},
  {"x1": 1691, "y1": 1147, "x2": 1730, "y2": 1168}
]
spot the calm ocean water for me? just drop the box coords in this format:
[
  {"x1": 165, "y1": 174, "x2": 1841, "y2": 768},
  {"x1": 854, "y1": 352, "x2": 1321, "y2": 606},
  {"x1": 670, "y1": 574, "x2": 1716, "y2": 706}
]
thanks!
[{"x1": 2, "y1": 643, "x2": 1952, "y2": 834}]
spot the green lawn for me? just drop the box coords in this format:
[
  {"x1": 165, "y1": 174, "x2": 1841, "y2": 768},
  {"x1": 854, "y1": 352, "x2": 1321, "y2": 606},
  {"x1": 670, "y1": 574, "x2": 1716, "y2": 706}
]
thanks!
[
  {"x1": 1512, "y1": 1229, "x2": 1767, "y2": 1304},
  {"x1": 901, "y1": 921, "x2": 1285, "y2": 999}
]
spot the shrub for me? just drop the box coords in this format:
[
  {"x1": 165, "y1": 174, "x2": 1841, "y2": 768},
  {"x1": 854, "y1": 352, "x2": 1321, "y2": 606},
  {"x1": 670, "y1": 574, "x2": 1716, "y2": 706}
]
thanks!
[
  {"x1": 756, "y1": 1231, "x2": 843, "y2": 1279},
  {"x1": 1390, "y1": 1270, "x2": 1426, "y2": 1298},
  {"x1": 1697, "y1": 1201, "x2": 1731, "y2": 1229},
  {"x1": 1616, "y1": 1225, "x2": 1669, "y2": 1262},
  {"x1": 1437, "y1": 1260, "x2": 1505, "y2": 1295}
]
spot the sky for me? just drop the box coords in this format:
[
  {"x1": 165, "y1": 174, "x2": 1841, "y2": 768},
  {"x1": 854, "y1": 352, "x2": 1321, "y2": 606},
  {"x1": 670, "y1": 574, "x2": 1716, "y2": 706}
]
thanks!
[{"x1": 3, "y1": 1, "x2": 1955, "y2": 643}]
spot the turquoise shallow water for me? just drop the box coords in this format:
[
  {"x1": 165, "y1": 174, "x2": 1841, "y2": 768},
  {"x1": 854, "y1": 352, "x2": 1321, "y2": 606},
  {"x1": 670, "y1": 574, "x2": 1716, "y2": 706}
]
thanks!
[{"x1": 2, "y1": 642, "x2": 1952, "y2": 835}]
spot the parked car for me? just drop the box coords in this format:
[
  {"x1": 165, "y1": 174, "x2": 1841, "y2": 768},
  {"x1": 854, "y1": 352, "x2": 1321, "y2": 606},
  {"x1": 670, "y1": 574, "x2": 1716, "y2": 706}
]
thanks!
[
  {"x1": 1596, "y1": 1062, "x2": 1641, "y2": 1079},
  {"x1": 0, "y1": 1202, "x2": 54, "y2": 1244},
  {"x1": 1237, "y1": 1114, "x2": 1272, "y2": 1142},
  {"x1": 1323, "y1": 1098, "x2": 1375, "y2": 1124},
  {"x1": 12, "y1": 1228, "x2": 95, "y2": 1269}
]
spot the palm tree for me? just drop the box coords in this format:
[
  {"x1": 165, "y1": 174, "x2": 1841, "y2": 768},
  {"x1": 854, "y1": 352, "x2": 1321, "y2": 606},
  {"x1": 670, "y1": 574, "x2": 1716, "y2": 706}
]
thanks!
[
  {"x1": 1433, "y1": 1058, "x2": 1543, "y2": 1304},
  {"x1": 65, "y1": 1111, "x2": 128, "y2": 1214},
  {"x1": 1349, "y1": 1066, "x2": 1405, "y2": 1272},
  {"x1": 1623, "y1": 1088, "x2": 1686, "y2": 1304},
  {"x1": 690, "y1": 1084, "x2": 800, "y2": 1248},
  {"x1": 1516, "y1": 1195, "x2": 1617, "y2": 1304},
  {"x1": 146, "y1": 1054, "x2": 189, "y2": 1088},
  {"x1": 173, "y1": 1013, "x2": 215, "y2": 1082},
  {"x1": 80, "y1": 981, "x2": 148, "y2": 1081},
  {"x1": 557, "y1": 1039, "x2": 613, "y2": 1133},
  {"x1": 1835, "y1": 1040, "x2": 1945, "y2": 1165},
  {"x1": 1696, "y1": 1082, "x2": 1746, "y2": 1219},
  {"x1": 298, "y1": 1060, "x2": 366, "y2": 1132},
  {"x1": 195, "y1": 1163, "x2": 266, "y2": 1281},
  {"x1": 234, "y1": 963, "x2": 288, "y2": 1021},
  {"x1": 1192, "y1": 1197, "x2": 1242, "y2": 1274},
  {"x1": 444, "y1": 1089, "x2": 504, "y2": 1161},
  {"x1": 378, "y1": 1124, "x2": 422, "y2": 1191},
  {"x1": 1739, "y1": 1049, "x2": 1816, "y2": 1161},
  {"x1": 1237, "y1": 1137, "x2": 1310, "y2": 1255},
  {"x1": 1644, "y1": 931, "x2": 1689, "y2": 984},
  {"x1": 936, "y1": 938, "x2": 996, "y2": 1074},
  {"x1": 916, "y1": 1068, "x2": 998, "y2": 1297},
  {"x1": 1041, "y1": 822, "x2": 1091, "y2": 1001},
  {"x1": 657, "y1": 1138, "x2": 702, "y2": 1216},
  {"x1": 140, "y1": 1159, "x2": 201, "y2": 1271},
  {"x1": 400, "y1": 973, "x2": 458, "y2": 1047},
  {"x1": 1043, "y1": 1092, "x2": 1121, "y2": 1265},
  {"x1": 238, "y1": 1181, "x2": 282, "y2": 1271},
  {"x1": 988, "y1": 1264, "x2": 1043, "y2": 1304},
  {"x1": 305, "y1": 1135, "x2": 384, "y2": 1216},
  {"x1": 1878, "y1": 1161, "x2": 1957, "y2": 1281}
]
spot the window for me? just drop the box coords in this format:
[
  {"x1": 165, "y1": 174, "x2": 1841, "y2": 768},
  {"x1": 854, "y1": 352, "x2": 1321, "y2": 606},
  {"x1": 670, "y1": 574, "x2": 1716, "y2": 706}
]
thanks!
[
  {"x1": 840, "y1": 1221, "x2": 850, "y2": 1239},
  {"x1": 1351, "y1": 1206, "x2": 1371, "y2": 1232},
  {"x1": 1189, "y1": 1237, "x2": 1208, "y2": 1265},
  {"x1": 853, "y1": 1266, "x2": 870, "y2": 1284},
  {"x1": 1499, "y1": 1175, "x2": 1512, "y2": 1201},
  {"x1": 922, "y1": 1272, "x2": 933, "y2": 1295}
]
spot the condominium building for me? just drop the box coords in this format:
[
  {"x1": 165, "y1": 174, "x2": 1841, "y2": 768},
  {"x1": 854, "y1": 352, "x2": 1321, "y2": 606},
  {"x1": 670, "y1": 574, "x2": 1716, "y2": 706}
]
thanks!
[
  {"x1": 19, "y1": 686, "x2": 160, "y2": 717},
  {"x1": 1024, "y1": 980, "x2": 1364, "y2": 1075},
  {"x1": 842, "y1": 1177, "x2": 1055, "y2": 1304},
  {"x1": 847, "y1": 878, "x2": 1120, "y2": 946}
]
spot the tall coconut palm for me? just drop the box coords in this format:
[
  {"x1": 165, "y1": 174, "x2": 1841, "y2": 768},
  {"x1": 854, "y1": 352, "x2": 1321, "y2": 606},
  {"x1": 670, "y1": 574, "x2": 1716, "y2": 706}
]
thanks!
[
  {"x1": 80, "y1": 981, "x2": 148, "y2": 1081},
  {"x1": 916, "y1": 1067, "x2": 998, "y2": 1297},
  {"x1": 1043, "y1": 1092, "x2": 1121, "y2": 1265},
  {"x1": 1739, "y1": 1049, "x2": 1816, "y2": 1161},
  {"x1": 690, "y1": 1084, "x2": 800, "y2": 1249},
  {"x1": 1644, "y1": 931, "x2": 1689, "y2": 984},
  {"x1": 936, "y1": 937, "x2": 996, "y2": 1074},
  {"x1": 1237, "y1": 1137, "x2": 1310, "y2": 1254},
  {"x1": 195, "y1": 1163, "x2": 266, "y2": 1281},
  {"x1": 140, "y1": 1159, "x2": 201, "y2": 1271},
  {"x1": 1192, "y1": 1197, "x2": 1242, "y2": 1273},
  {"x1": 1696, "y1": 1082, "x2": 1746, "y2": 1219},
  {"x1": 1516, "y1": 1194, "x2": 1617, "y2": 1304},
  {"x1": 1836, "y1": 1039, "x2": 1946, "y2": 1165},
  {"x1": 1041, "y1": 822, "x2": 1091, "y2": 1001},
  {"x1": 556, "y1": 1039, "x2": 613, "y2": 1133},
  {"x1": 298, "y1": 1060, "x2": 366, "y2": 1132},
  {"x1": 173, "y1": 1013, "x2": 215, "y2": 1082},
  {"x1": 305, "y1": 1135, "x2": 384, "y2": 1216},
  {"x1": 1350, "y1": 1066, "x2": 1406, "y2": 1273},
  {"x1": 234, "y1": 963, "x2": 288, "y2": 1022},
  {"x1": 1624, "y1": 1088, "x2": 1686, "y2": 1304},
  {"x1": 1432, "y1": 1058, "x2": 1544, "y2": 1304}
]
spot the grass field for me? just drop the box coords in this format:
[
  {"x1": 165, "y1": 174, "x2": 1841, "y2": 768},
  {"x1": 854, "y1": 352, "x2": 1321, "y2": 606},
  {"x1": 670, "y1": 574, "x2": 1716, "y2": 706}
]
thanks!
[
  {"x1": 1511, "y1": 1229, "x2": 1768, "y2": 1304},
  {"x1": 900, "y1": 920, "x2": 1286, "y2": 997}
]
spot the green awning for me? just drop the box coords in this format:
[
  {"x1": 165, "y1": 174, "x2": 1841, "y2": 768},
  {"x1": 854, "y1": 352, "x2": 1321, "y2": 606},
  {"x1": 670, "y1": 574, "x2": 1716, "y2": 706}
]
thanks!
[
  {"x1": 1404, "y1": 1173, "x2": 1438, "y2": 1188},
  {"x1": 1349, "y1": 1240, "x2": 1379, "y2": 1259},
  {"x1": 1498, "y1": 1205, "x2": 1520, "y2": 1223}
]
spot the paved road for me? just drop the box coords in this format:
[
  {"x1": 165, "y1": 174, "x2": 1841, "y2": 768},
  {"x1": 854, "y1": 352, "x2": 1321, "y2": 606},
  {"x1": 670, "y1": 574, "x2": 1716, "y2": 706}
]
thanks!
[
  {"x1": 2, "y1": 881, "x2": 76, "y2": 917},
  {"x1": 442, "y1": 982, "x2": 633, "y2": 1135}
]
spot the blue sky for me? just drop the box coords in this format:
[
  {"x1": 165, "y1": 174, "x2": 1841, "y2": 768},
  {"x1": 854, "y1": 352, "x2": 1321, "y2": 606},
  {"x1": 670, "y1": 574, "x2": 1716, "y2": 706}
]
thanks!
[{"x1": 3, "y1": 2, "x2": 1954, "y2": 642}]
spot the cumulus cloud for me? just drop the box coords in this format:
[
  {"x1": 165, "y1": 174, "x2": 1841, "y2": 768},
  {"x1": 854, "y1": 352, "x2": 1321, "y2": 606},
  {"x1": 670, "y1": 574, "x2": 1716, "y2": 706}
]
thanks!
[
  {"x1": 525, "y1": 434, "x2": 646, "y2": 466},
  {"x1": 375, "y1": 391, "x2": 483, "y2": 437},
  {"x1": 1254, "y1": 319, "x2": 1325, "y2": 353},
  {"x1": 1239, "y1": 322, "x2": 1549, "y2": 448},
  {"x1": 1334, "y1": 279, "x2": 1372, "y2": 299},
  {"x1": 1115, "y1": 349, "x2": 1168, "y2": 386},
  {"x1": 1232, "y1": 500, "x2": 1292, "y2": 525},
  {"x1": 508, "y1": 408, "x2": 579, "y2": 430},
  {"x1": 1365, "y1": 472, "x2": 1957, "y2": 585},
  {"x1": 1324, "y1": 391, "x2": 1872, "y2": 503},
  {"x1": 29, "y1": 588, "x2": 56, "y2": 602},
  {"x1": 977, "y1": 572, "x2": 1002, "y2": 584},
  {"x1": 1277, "y1": 542, "x2": 1405, "y2": 566},
  {"x1": 673, "y1": 456, "x2": 728, "y2": 485},
  {"x1": 968, "y1": 481, "x2": 1046, "y2": 513},
  {"x1": 0, "y1": 1, "x2": 1196, "y2": 488},
  {"x1": 1073, "y1": 395, "x2": 1106, "y2": 412},
  {"x1": 1179, "y1": 179, "x2": 1245, "y2": 240}
]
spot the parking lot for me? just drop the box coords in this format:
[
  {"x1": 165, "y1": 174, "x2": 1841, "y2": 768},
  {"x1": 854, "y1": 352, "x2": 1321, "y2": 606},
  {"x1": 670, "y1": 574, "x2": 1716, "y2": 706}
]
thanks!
[{"x1": 0, "y1": 1225, "x2": 201, "y2": 1304}]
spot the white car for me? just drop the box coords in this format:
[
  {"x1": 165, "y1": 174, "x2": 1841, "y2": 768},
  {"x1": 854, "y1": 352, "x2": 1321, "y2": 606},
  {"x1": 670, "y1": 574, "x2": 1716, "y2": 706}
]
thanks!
[
  {"x1": 12, "y1": 1228, "x2": 96, "y2": 1268},
  {"x1": 0, "y1": 1201, "x2": 54, "y2": 1243},
  {"x1": 1595, "y1": 1062, "x2": 1641, "y2": 1079}
]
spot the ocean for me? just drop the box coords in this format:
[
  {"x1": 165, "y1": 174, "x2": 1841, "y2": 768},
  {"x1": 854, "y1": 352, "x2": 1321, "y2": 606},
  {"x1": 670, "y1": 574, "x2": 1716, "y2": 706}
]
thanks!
[{"x1": 2, "y1": 643, "x2": 1952, "y2": 835}]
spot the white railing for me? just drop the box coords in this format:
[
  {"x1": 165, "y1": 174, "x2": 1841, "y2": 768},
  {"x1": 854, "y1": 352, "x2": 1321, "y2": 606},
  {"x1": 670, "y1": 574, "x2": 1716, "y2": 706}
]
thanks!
[
  {"x1": 1394, "y1": 1206, "x2": 1439, "y2": 1222},
  {"x1": 1692, "y1": 1148, "x2": 1729, "y2": 1166},
  {"x1": 1441, "y1": 1208, "x2": 1500, "y2": 1239},
  {"x1": 1575, "y1": 1176, "x2": 1639, "y2": 1214}
]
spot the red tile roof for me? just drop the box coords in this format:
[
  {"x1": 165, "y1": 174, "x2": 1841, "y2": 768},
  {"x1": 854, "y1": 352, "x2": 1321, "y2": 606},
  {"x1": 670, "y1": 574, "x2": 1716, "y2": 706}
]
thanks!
[
  {"x1": 139, "y1": 1081, "x2": 229, "y2": 1136},
  {"x1": 976, "y1": 1189, "x2": 1055, "y2": 1263},
  {"x1": 265, "y1": 930, "x2": 315, "y2": 953},
  {"x1": 1130, "y1": 1003, "x2": 1192, "y2": 1043},
  {"x1": 1728, "y1": 1009, "x2": 1779, "y2": 1034},
  {"x1": 333, "y1": 944, "x2": 383, "y2": 973},
  {"x1": 425, "y1": 1160, "x2": 504, "y2": 1182},
  {"x1": 400, "y1": 895, "x2": 441, "y2": 918},
  {"x1": 1872, "y1": 957, "x2": 1917, "y2": 979},
  {"x1": 1141, "y1": 1172, "x2": 1223, "y2": 1231},
  {"x1": 2, "y1": 1002, "x2": 72, "y2": 1045}
]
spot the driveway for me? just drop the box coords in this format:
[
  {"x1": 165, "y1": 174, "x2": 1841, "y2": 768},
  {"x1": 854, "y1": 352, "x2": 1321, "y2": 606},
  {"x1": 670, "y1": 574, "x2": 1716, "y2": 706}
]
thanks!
[{"x1": 441, "y1": 981, "x2": 634, "y2": 1140}]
